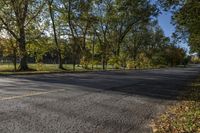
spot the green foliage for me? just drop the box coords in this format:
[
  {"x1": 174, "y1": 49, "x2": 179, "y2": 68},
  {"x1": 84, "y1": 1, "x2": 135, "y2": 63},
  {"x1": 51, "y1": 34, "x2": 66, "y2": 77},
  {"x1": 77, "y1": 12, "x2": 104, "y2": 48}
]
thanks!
[
  {"x1": 126, "y1": 60, "x2": 136, "y2": 69},
  {"x1": 151, "y1": 52, "x2": 167, "y2": 66},
  {"x1": 173, "y1": 1, "x2": 200, "y2": 53},
  {"x1": 0, "y1": 0, "x2": 189, "y2": 71},
  {"x1": 159, "y1": 0, "x2": 200, "y2": 54},
  {"x1": 80, "y1": 56, "x2": 90, "y2": 69},
  {"x1": 0, "y1": 38, "x2": 19, "y2": 57},
  {"x1": 165, "y1": 44, "x2": 186, "y2": 66},
  {"x1": 136, "y1": 53, "x2": 152, "y2": 68},
  {"x1": 90, "y1": 60, "x2": 99, "y2": 68},
  {"x1": 108, "y1": 56, "x2": 120, "y2": 69},
  {"x1": 191, "y1": 56, "x2": 200, "y2": 64},
  {"x1": 118, "y1": 53, "x2": 128, "y2": 68},
  {"x1": 27, "y1": 37, "x2": 55, "y2": 63},
  {"x1": 0, "y1": 0, "x2": 45, "y2": 70}
]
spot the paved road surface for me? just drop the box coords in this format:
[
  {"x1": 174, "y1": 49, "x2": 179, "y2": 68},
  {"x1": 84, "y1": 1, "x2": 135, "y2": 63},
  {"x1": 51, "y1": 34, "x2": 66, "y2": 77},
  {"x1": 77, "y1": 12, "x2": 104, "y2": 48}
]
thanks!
[{"x1": 0, "y1": 65, "x2": 200, "y2": 133}]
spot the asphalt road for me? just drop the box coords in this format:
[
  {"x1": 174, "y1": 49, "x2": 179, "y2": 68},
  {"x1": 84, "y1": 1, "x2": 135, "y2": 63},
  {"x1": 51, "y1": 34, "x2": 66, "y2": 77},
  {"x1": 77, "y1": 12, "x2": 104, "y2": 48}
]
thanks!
[{"x1": 0, "y1": 65, "x2": 200, "y2": 133}]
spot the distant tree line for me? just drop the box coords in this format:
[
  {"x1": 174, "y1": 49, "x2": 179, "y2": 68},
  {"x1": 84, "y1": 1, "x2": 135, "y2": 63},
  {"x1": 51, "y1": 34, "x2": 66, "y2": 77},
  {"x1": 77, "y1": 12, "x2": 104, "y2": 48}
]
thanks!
[{"x1": 0, "y1": 0, "x2": 193, "y2": 71}]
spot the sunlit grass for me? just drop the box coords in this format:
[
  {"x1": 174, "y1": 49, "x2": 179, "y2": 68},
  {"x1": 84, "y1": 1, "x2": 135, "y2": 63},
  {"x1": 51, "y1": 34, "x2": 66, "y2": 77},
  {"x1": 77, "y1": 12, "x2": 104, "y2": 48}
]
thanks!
[
  {"x1": 0, "y1": 64, "x2": 82, "y2": 72},
  {"x1": 0, "y1": 64, "x2": 18, "y2": 72},
  {"x1": 0, "y1": 63, "x2": 115, "y2": 75}
]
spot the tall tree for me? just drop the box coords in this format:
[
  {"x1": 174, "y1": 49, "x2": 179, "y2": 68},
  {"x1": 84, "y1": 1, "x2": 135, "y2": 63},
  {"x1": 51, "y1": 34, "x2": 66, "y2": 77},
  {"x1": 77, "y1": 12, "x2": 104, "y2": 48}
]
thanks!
[
  {"x1": 93, "y1": 0, "x2": 113, "y2": 70},
  {"x1": 158, "y1": 0, "x2": 200, "y2": 53},
  {"x1": 173, "y1": 1, "x2": 200, "y2": 53},
  {"x1": 46, "y1": 0, "x2": 64, "y2": 69},
  {"x1": 111, "y1": 0, "x2": 158, "y2": 56},
  {"x1": 0, "y1": 0, "x2": 44, "y2": 70}
]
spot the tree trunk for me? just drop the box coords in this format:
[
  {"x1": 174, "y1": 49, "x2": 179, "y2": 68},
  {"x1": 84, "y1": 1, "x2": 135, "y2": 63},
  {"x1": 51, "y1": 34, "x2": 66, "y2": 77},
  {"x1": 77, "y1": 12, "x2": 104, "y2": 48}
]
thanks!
[
  {"x1": 58, "y1": 51, "x2": 63, "y2": 69},
  {"x1": 117, "y1": 42, "x2": 120, "y2": 56},
  {"x1": 72, "y1": 44, "x2": 76, "y2": 71},
  {"x1": 73, "y1": 53, "x2": 76, "y2": 71},
  {"x1": 102, "y1": 55, "x2": 105, "y2": 70},
  {"x1": 133, "y1": 47, "x2": 138, "y2": 69},
  {"x1": 92, "y1": 38, "x2": 95, "y2": 70},
  {"x1": 13, "y1": 48, "x2": 17, "y2": 72},
  {"x1": 48, "y1": 0, "x2": 63, "y2": 69},
  {"x1": 18, "y1": 28, "x2": 29, "y2": 71}
]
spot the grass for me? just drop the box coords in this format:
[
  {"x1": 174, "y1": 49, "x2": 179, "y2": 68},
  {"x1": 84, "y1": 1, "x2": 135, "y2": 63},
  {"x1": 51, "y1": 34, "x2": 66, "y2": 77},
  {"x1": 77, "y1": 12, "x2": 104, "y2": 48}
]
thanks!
[
  {"x1": 0, "y1": 63, "x2": 181, "y2": 75},
  {"x1": 152, "y1": 76, "x2": 200, "y2": 133},
  {"x1": 0, "y1": 63, "x2": 82, "y2": 71},
  {"x1": 0, "y1": 63, "x2": 115, "y2": 75}
]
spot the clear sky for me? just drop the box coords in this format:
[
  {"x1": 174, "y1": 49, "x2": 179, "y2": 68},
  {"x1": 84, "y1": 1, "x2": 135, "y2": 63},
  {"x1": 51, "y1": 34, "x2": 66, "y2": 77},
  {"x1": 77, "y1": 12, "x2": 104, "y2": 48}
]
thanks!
[
  {"x1": 158, "y1": 11, "x2": 175, "y2": 38},
  {"x1": 157, "y1": 11, "x2": 189, "y2": 52}
]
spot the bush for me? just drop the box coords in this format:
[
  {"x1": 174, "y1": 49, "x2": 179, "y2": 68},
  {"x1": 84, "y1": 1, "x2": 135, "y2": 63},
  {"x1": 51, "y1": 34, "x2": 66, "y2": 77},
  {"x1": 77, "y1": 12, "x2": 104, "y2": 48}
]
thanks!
[
  {"x1": 108, "y1": 56, "x2": 120, "y2": 69},
  {"x1": 183, "y1": 57, "x2": 190, "y2": 66},
  {"x1": 90, "y1": 60, "x2": 99, "y2": 67},
  {"x1": 191, "y1": 56, "x2": 200, "y2": 64},
  {"x1": 136, "y1": 53, "x2": 152, "y2": 69},
  {"x1": 80, "y1": 56, "x2": 90, "y2": 69},
  {"x1": 126, "y1": 60, "x2": 135, "y2": 69}
]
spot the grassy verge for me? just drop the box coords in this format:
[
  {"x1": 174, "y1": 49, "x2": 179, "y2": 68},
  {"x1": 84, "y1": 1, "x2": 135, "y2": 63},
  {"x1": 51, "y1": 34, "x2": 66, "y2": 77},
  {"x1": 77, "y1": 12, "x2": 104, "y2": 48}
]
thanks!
[
  {"x1": 0, "y1": 64, "x2": 87, "y2": 71},
  {"x1": 152, "y1": 76, "x2": 200, "y2": 133},
  {"x1": 0, "y1": 63, "x2": 119, "y2": 75},
  {"x1": 0, "y1": 63, "x2": 185, "y2": 75}
]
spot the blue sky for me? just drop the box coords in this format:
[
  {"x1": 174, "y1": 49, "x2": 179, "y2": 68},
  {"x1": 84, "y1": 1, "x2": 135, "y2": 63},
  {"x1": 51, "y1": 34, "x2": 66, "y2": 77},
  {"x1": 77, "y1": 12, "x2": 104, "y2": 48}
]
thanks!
[
  {"x1": 157, "y1": 11, "x2": 189, "y2": 52},
  {"x1": 158, "y1": 11, "x2": 175, "y2": 38}
]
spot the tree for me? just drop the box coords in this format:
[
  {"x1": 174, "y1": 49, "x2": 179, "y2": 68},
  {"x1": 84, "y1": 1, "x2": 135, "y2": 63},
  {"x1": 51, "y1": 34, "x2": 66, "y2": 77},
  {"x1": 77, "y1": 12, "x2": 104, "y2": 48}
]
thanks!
[
  {"x1": 0, "y1": 34, "x2": 18, "y2": 71},
  {"x1": 0, "y1": 0, "x2": 186, "y2": 71},
  {"x1": 0, "y1": 0, "x2": 44, "y2": 71},
  {"x1": 111, "y1": 0, "x2": 158, "y2": 56},
  {"x1": 158, "y1": 0, "x2": 200, "y2": 54},
  {"x1": 173, "y1": 1, "x2": 200, "y2": 53},
  {"x1": 93, "y1": 0, "x2": 113, "y2": 70},
  {"x1": 46, "y1": 0, "x2": 64, "y2": 69}
]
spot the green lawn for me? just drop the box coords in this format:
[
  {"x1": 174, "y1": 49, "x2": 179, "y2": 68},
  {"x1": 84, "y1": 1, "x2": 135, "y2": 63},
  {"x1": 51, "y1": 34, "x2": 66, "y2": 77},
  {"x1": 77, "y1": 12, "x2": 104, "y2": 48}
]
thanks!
[
  {"x1": 0, "y1": 63, "x2": 115, "y2": 75},
  {"x1": 0, "y1": 63, "x2": 170, "y2": 75}
]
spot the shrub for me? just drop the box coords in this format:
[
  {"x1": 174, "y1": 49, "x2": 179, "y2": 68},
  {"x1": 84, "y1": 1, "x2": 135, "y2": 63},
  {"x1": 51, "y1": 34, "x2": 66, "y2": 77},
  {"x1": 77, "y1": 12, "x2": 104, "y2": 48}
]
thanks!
[
  {"x1": 90, "y1": 60, "x2": 99, "y2": 68},
  {"x1": 80, "y1": 56, "x2": 90, "y2": 69},
  {"x1": 126, "y1": 60, "x2": 135, "y2": 69},
  {"x1": 191, "y1": 56, "x2": 200, "y2": 64},
  {"x1": 108, "y1": 56, "x2": 120, "y2": 69},
  {"x1": 137, "y1": 53, "x2": 152, "y2": 69}
]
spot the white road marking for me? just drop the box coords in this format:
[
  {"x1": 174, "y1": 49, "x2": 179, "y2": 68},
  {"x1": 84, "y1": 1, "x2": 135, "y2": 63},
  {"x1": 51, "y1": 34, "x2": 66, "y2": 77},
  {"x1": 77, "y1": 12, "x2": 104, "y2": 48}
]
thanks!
[{"x1": 0, "y1": 89, "x2": 65, "y2": 101}]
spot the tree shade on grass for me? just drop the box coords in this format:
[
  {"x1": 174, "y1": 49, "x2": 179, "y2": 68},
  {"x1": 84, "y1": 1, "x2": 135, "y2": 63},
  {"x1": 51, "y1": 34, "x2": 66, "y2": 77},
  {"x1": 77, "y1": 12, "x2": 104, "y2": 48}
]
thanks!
[{"x1": 0, "y1": 64, "x2": 115, "y2": 72}]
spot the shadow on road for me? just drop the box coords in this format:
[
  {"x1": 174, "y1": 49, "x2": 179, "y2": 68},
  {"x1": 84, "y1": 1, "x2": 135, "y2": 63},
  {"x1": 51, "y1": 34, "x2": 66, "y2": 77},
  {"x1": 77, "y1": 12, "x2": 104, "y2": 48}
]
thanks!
[{"x1": 3, "y1": 65, "x2": 200, "y2": 101}]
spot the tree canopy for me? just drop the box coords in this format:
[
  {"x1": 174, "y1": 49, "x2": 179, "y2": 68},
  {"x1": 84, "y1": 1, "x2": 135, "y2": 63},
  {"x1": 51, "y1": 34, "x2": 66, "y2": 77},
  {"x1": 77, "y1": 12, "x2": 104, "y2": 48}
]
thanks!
[
  {"x1": 158, "y1": 0, "x2": 200, "y2": 54},
  {"x1": 0, "y1": 0, "x2": 189, "y2": 71}
]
